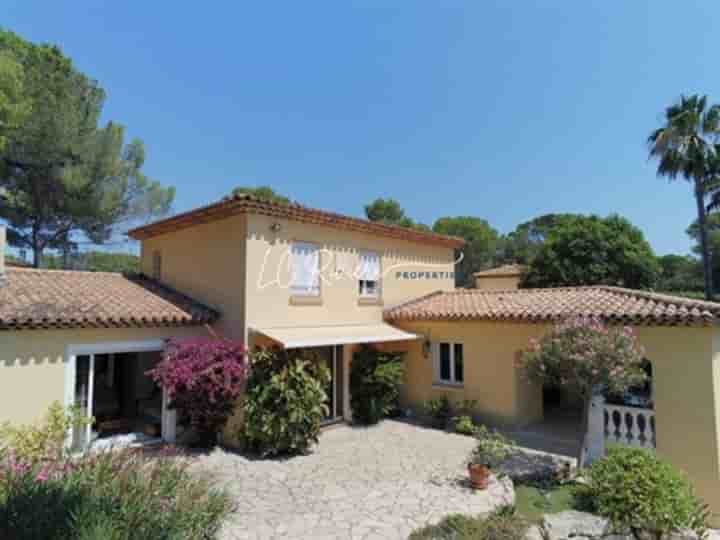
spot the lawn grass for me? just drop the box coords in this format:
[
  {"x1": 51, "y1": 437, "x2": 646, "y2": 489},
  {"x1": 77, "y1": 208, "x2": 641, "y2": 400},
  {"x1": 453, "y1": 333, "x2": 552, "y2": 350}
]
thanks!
[{"x1": 514, "y1": 484, "x2": 577, "y2": 523}]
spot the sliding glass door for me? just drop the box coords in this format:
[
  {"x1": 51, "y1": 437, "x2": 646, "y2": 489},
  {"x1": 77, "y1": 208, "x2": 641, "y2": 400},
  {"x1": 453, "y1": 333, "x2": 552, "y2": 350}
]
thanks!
[
  {"x1": 72, "y1": 354, "x2": 94, "y2": 450},
  {"x1": 319, "y1": 345, "x2": 343, "y2": 424}
]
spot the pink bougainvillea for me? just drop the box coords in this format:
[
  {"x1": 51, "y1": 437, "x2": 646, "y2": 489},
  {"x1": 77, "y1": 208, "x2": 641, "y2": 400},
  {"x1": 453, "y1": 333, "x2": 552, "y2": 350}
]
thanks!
[{"x1": 147, "y1": 338, "x2": 248, "y2": 443}]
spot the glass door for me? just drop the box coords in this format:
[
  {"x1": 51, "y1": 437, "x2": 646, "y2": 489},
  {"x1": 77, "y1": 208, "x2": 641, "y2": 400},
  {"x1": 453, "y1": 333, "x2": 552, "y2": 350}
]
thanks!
[
  {"x1": 72, "y1": 354, "x2": 94, "y2": 450},
  {"x1": 320, "y1": 345, "x2": 343, "y2": 423}
]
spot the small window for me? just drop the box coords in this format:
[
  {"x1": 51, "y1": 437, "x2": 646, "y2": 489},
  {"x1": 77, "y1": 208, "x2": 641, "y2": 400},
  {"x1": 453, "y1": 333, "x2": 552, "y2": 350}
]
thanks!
[
  {"x1": 358, "y1": 250, "x2": 381, "y2": 299},
  {"x1": 434, "y1": 342, "x2": 464, "y2": 385},
  {"x1": 152, "y1": 251, "x2": 162, "y2": 280},
  {"x1": 290, "y1": 242, "x2": 321, "y2": 296},
  {"x1": 454, "y1": 343, "x2": 464, "y2": 383}
]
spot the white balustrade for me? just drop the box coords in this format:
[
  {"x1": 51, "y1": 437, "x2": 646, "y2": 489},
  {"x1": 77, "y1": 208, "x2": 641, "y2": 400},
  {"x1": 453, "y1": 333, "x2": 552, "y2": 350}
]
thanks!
[{"x1": 603, "y1": 403, "x2": 655, "y2": 450}]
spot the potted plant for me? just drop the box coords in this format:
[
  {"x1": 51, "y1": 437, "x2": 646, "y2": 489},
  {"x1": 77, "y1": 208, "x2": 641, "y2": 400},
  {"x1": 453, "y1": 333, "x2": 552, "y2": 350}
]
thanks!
[{"x1": 467, "y1": 426, "x2": 513, "y2": 489}]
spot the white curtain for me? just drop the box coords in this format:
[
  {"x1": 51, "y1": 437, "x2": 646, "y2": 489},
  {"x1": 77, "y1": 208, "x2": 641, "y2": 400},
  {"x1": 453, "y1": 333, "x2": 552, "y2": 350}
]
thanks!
[
  {"x1": 358, "y1": 251, "x2": 380, "y2": 281},
  {"x1": 291, "y1": 243, "x2": 320, "y2": 295}
]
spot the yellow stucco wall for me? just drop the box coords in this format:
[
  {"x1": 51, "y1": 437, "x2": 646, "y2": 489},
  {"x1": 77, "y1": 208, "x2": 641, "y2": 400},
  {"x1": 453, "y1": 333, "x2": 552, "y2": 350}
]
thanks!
[
  {"x1": 639, "y1": 325, "x2": 720, "y2": 521},
  {"x1": 0, "y1": 326, "x2": 209, "y2": 426},
  {"x1": 394, "y1": 319, "x2": 720, "y2": 521},
  {"x1": 392, "y1": 320, "x2": 545, "y2": 426},
  {"x1": 140, "y1": 214, "x2": 247, "y2": 341},
  {"x1": 244, "y1": 213, "x2": 456, "y2": 329},
  {"x1": 474, "y1": 275, "x2": 521, "y2": 290}
]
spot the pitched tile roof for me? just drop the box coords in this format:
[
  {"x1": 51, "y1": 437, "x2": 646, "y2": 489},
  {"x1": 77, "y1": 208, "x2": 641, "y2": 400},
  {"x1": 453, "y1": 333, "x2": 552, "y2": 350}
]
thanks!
[
  {"x1": 384, "y1": 286, "x2": 720, "y2": 326},
  {"x1": 127, "y1": 194, "x2": 465, "y2": 249},
  {"x1": 473, "y1": 264, "x2": 526, "y2": 278},
  {"x1": 0, "y1": 268, "x2": 218, "y2": 331}
]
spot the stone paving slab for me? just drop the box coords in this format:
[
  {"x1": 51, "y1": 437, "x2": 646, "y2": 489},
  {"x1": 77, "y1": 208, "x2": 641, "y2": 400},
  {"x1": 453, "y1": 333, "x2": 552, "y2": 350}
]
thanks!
[{"x1": 193, "y1": 420, "x2": 514, "y2": 540}]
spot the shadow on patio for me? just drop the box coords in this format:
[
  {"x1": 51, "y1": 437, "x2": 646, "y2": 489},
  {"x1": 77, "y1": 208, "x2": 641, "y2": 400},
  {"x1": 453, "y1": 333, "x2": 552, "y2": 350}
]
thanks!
[{"x1": 500, "y1": 407, "x2": 582, "y2": 465}]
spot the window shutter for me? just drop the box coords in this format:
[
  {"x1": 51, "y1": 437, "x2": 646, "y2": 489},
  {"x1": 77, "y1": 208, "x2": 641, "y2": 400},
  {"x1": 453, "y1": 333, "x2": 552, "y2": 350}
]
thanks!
[
  {"x1": 431, "y1": 342, "x2": 439, "y2": 383},
  {"x1": 291, "y1": 243, "x2": 320, "y2": 295},
  {"x1": 358, "y1": 251, "x2": 380, "y2": 281}
]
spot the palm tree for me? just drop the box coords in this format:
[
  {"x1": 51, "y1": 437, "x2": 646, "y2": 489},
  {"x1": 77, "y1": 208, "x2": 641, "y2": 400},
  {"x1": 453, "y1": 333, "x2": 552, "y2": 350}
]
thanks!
[{"x1": 649, "y1": 95, "x2": 720, "y2": 300}]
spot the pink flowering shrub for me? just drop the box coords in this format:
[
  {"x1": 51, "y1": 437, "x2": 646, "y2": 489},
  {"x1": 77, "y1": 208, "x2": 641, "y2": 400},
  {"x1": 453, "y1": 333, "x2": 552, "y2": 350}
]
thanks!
[
  {"x1": 0, "y1": 447, "x2": 232, "y2": 539},
  {"x1": 519, "y1": 317, "x2": 647, "y2": 464},
  {"x1": 519, "y1": 317, "x2": 646, "y2": 397},
  {"x1": 148, "y1": 338, "x2": 248, "y2": 445}
]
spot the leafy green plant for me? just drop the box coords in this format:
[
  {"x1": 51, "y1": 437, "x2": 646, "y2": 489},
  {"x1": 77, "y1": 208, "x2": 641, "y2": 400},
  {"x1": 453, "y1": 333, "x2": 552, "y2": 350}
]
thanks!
[
  {"x1": 452, "y1": 415, "x2": 475, "y2": 435},
  {"x1": 422, "y1": 395, "x2": 452, "y2": 428},
  {"x1": 0, "y1": 447, "x2": 233, "y2": 540},
  {"x1": 0, "y1": 401, "x2": 91, "y2": 462},
  {"x1": 350, "y1": 346, "x2": 406, "y2": 424},
  {"x1": 242, "y1": 348, "x2": 330, "y2": 456},
  {"x1": 408, "y1": 507, "x2": 527, "y2": 540},
  {"x1": 586, "y1": 447, "x2": 708, "y2": 540},
  {"x1": 455, "y1": 399, "x2": 478, "y2": 415},
  {"x1": 468, "y1": 425, "x2": 513, "y2": 469}
]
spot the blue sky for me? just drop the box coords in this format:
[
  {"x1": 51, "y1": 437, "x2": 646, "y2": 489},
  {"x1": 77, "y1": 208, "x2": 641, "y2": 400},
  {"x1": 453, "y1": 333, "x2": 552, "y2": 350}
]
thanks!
[{"x1": 5, "y1": 1, "x2": 720, "y2": 255}]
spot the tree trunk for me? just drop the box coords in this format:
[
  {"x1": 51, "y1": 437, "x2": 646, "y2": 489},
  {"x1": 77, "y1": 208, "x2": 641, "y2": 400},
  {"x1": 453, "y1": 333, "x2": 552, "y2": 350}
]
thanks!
[
  {"x1": 578, "y1": 393, "x2": 591, "y2": 468},
  {"x1": 695, "y1": 186, "x2": 714, "y2": 300},
  {"x1": 31, "y1": 228, "x2": 42, "y2": 269}
]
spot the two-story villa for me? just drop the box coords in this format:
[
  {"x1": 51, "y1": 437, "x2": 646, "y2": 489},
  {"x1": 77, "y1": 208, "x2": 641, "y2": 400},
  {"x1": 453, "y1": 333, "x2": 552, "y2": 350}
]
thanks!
[
  {"x1": 5, "y1": 195, "x2": 720, "y2": 521},
  {"x1": 0, "y1": 194, "x2": 461, "y2": 447}
]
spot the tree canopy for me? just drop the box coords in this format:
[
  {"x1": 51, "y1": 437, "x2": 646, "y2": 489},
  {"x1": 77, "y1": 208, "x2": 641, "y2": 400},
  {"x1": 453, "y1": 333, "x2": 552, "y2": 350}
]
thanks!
[
  {"x1": 648, "y1": 94, "x2": 720, "y2": 300},
  {"x1": 500, "y1": 213, "x2": 579, "y2": 264},
  {"x1": 364, "y1": 198, "x2": 429, "y2": 231},
  {"x1": 432, "y1": 216, "x2": 500, "y2": 287},
  {"x1": 231, "y1": 185, "x2": 291, "y2": 204},
  {"x1": 0, "y1": 47, "x2": 30, "y2": 151},
  {"x1": 521, "y1": 214, "x2": 660, "y2": 289},
  {"x1": 0, "y1": 29, "x2": 174, "y2": 267}
]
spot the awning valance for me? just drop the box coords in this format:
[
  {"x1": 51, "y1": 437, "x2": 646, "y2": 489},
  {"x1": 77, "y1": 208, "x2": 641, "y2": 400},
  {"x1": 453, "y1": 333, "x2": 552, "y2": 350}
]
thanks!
[{"x1": 251, "y1": 323, "x2": 418, "y2": 349}]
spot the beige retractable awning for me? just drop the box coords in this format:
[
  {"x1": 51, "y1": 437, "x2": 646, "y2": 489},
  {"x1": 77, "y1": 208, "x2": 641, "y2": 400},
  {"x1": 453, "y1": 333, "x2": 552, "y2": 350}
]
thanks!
[{"x1": 252, "y1": 323, "x2": 419, "y2": 349}]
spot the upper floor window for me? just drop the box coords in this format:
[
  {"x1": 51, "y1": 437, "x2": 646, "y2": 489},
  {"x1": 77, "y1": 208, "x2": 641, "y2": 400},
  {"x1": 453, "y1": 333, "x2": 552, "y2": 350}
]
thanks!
[
  {"x1": 358, "y1": 250, "x2": 381, "y2": 299},
  {"x1": 152, "y1": 250, "x2": 162, "y2": 281},
  {"x1": 433, "y1": 342, "x2": 464, "y2": 386},
  {"x1": 290, "y1": 242, "x2": 320, "y2": 297}
]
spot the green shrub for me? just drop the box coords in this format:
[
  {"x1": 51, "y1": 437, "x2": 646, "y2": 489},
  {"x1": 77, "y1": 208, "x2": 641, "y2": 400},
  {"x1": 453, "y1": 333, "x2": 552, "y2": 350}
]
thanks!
[
  {"x1": 0, "y1": 401, "x2": 91, "y2": 462},
  {"x1": 350, "y1": 346, "x2": 405, "y2": 424},
  {"x1": 408, "y1": 507, "x2": 527, "y2": 540},
  {"x1": 0, "y1": 447, "x2": 233, "y2": 540},
  {"x1": 455, "y1": 399, "x2": 478, "y2": 415},
  {"x1": 422, "y1": 395, "x2": 452, "y2": 428},
  {"x1": 242, "y1": 348, "x2": 331, "y2": 456},
  {"x1": 586, "y1": 447, "x2": 708, "y2": 540},
  {"x1": 452, "y1": 415, "x2": 475, "y2": 435}
]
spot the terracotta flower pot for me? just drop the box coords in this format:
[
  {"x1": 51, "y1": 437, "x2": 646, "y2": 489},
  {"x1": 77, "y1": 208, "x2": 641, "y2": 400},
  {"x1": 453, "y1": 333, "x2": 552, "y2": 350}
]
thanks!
[{"x1": 467, "y1": 463, "x2": 491, "y2": 489}]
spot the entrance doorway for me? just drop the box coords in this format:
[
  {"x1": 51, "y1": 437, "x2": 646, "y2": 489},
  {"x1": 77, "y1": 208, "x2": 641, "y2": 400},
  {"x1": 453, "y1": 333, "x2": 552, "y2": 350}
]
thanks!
[
  {"x1": 66, "y1": 341, "x2": 174, "y2": 450},
  {"x1": 308, "y1": 345, "x2": 344, "y2": 424}
]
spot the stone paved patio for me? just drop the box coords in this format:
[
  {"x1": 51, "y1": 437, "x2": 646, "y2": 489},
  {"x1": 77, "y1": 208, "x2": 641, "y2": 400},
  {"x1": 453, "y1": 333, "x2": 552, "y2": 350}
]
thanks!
[{"x1": 195, "y1": 420, "x2": 514, "y2": 540}]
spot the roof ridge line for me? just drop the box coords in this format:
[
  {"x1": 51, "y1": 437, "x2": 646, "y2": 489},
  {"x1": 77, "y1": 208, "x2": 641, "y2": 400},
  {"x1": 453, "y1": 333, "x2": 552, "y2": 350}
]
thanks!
[{"x1": 127, "y1": 194, "x2": 465, "y2": 248}]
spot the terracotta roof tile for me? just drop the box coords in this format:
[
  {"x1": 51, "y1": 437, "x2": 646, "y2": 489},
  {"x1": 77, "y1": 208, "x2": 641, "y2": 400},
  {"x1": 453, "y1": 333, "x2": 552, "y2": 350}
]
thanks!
[
  {"x1": 127, "y1": 194, "x2": 465, "y2": 249},
  {"x1": 384, "y1": 286, "x2": 720, "y2": 326},
  {"x1": 0, "y1": 268, "x2": 218, "y2": 331},
  {"x1": 473, "y1": 264, "x2": 526, "y2": 277}
]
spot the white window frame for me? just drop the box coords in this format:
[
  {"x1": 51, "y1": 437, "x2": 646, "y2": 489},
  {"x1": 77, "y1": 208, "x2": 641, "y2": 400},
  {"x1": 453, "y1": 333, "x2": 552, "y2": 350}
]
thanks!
[
  {"x1": 432, "y1": 342, "x2": 464, "y2": 386},
  {"x1": 290, "y1": 241, "x2": 321, "y2": 297},
  {"x1": 358, "y1": 250, "x2": 381, "y2": 299},
  {"x1": 63, "y1": 339, "x2": 176, "y2": 449}
]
